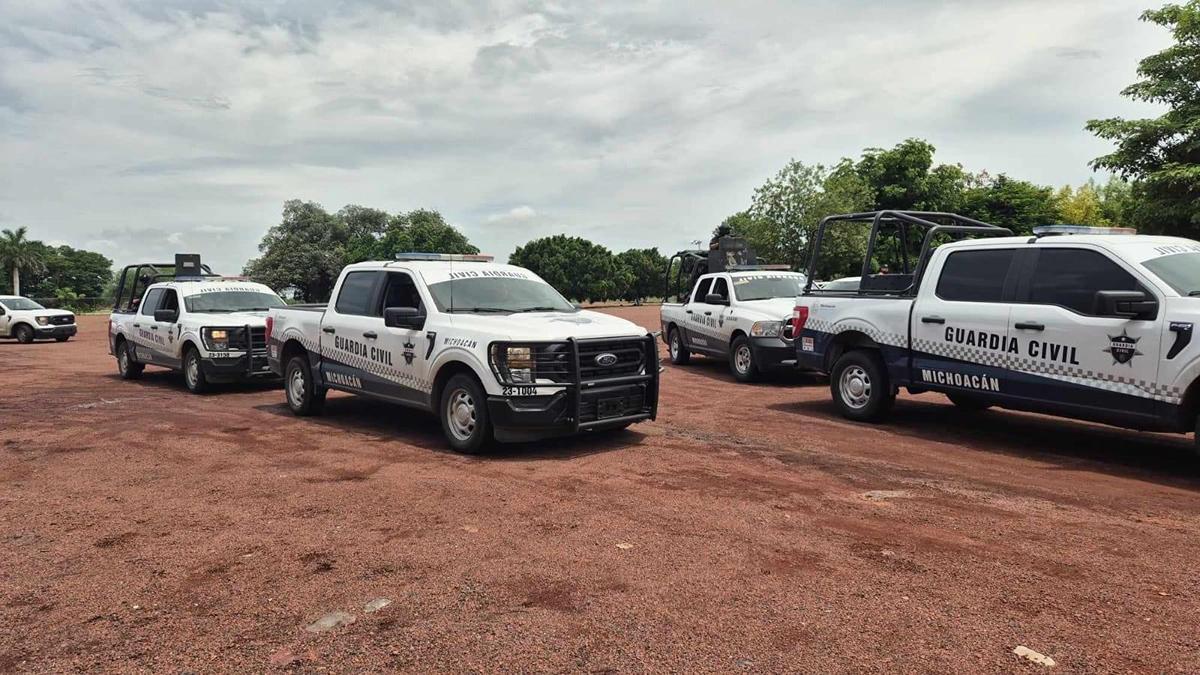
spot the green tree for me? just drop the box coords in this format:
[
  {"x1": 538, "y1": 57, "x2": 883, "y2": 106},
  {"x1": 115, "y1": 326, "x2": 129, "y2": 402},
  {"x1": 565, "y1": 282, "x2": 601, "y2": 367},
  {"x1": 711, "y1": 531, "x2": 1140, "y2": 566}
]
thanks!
[
  {"x1": 509, "y1": 235, "x2": 622, "y2": 302},
  {"x1": 244, "y1": 200, "x2": 349, "y2": 302},
  {"x1": 373, "y1": 209, "x2": 479, "y2": 260},
  {"x1": 1087, "y1": 2, "x2": 1200, "y2": 235},
  {"x1": 614, "y1": 248, "x2": 667, "y2": 303},
  {"x1": 1055, "y1": 180, "x2": 1107, "y2": 225},
  {"x1": 855, "y1": 139, "x2": 969, "y2": 212},
  {"x1": 961, "y1": 173, "x2": 1060, "y2": 235},
  {"x1": 23, "y1": 245, "x2": 113, "y2": 299},
  {"x1": 0, "y1": 227, "x2": 46, "y2": 296}
]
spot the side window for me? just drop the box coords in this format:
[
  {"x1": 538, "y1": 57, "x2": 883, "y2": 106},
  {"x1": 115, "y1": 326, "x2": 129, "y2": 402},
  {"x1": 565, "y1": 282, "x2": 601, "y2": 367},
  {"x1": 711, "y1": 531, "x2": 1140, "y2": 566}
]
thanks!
[
  {"x1": 335, "y1": 272, "x2": 380, "y2": 316},
  {"x1": 141, "y1": 289, "x2": 164, "y2": 316},
  {"x1": 711, "y1": 277, "x2": 729, "y2": 301},
  {"x1": 935, "y1": 249, "x2": 1015, "y2": 302},
  {"x1": 160, "y1": 290, "x2": 180, "y2": 313},
  {"x1": 379, "y1": 272, "x2": 422, "y2": 312},
  {"x1": 1027, "y1": 249, "x2": 1142, "y2": 315},
  {"x1": 693, "y1": 278, "x2": 713, "y2": 303}
]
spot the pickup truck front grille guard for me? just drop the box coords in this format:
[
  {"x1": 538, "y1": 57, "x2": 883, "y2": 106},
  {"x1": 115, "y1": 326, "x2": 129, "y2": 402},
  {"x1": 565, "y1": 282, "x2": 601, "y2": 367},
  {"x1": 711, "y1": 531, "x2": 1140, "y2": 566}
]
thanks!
[{"x1": 492, "y1": 334, "x2": 660, "y2": 433}]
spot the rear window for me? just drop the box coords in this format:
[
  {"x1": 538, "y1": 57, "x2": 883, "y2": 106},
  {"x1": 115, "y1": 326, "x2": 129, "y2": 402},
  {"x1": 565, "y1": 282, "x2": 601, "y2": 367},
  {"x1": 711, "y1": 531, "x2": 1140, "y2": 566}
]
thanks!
[
  {"x1": 335, "y1": 272, "x2": 379, "y2": 316},
  {"x1": 935, "y1": 249, "x2": 1014, "y2": 302}
]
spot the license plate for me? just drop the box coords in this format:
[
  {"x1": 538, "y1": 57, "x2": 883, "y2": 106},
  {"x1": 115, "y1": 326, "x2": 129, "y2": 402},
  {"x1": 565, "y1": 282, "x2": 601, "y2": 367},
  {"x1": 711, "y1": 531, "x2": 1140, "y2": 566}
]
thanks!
[{"x1": 597, "y1": 397, "x2": 624, "y2": 419}]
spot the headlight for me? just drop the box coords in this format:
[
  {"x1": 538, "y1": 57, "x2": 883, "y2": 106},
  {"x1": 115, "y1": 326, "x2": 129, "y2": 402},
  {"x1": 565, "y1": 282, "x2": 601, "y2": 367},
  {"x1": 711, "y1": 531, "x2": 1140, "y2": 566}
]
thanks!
[
  {"x1": 203, "y1": 327, "x2": 232, "y2": 351},
  {"x1": 750, "y1": 320, "x2": 783, "y2": 338},
  {"x1": 36, "y1": 316, "x2": 49, "y2": 325},
  {"x1": 489, "y1": 342, "x2": 571, "y2": 385}
]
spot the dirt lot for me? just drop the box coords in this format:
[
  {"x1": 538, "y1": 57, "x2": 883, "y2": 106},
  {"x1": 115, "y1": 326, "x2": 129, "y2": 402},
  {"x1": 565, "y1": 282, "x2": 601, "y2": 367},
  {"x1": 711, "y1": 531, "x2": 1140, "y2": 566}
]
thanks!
[{"x1": 2, "y1": 309, "x2": 1199, "y2": 673}]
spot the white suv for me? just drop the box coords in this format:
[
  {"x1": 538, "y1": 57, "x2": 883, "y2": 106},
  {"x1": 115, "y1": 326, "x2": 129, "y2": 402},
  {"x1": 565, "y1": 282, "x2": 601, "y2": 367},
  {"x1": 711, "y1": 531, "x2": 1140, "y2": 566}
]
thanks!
[{"x1": 0, "y1": 296, "x2": 76, "y2": 343}]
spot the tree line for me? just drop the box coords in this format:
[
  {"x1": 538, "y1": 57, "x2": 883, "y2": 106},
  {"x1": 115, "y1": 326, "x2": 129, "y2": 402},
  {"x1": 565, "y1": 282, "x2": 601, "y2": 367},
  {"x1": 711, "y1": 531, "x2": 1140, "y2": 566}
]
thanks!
[{"x1": 0, "y1": 226, "x2": 113, "y2": 309}]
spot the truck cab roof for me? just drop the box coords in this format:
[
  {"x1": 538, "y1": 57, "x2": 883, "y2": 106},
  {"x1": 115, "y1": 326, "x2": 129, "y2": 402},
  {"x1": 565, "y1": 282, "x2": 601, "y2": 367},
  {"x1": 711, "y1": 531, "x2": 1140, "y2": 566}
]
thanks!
[{"x1": 941, "y1": 234, "x2": 1200, "y2": 266}]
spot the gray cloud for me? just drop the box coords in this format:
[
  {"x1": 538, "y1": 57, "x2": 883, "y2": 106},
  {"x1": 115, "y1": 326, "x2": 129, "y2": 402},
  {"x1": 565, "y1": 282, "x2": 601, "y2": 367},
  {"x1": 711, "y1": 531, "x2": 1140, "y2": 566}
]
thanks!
[{"x1": 0, "y1": 0, "x2": 1170, "y2": 273}]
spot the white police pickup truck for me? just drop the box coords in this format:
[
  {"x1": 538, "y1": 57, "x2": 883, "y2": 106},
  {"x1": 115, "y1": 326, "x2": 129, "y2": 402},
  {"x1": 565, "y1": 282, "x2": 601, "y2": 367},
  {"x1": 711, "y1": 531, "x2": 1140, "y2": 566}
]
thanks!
[
  {"x1": 0, "y1": 296, "x2": 76, "y2": 343},
  {"x1": 108, "y1": 257, "x2": 286, "y2": 392},
  {"x1": 795, "y1": 212, "x2": 1200, "y2": 450},
  {"x1": 266, "y1": 253, "x2": 660, "y2": 453},
  {"x1": 660, "y1": 269, "x2": 807, "y2": 381}
]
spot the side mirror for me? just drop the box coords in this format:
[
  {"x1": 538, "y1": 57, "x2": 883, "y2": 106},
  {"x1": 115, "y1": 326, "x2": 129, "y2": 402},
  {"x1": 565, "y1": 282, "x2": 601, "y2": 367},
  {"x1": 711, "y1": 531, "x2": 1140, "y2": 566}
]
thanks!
[
  {"x1": 154, "y1": 309, "x2": 179, "y2": 323},
  {"x1": 705, "y1": 293, "x2": 728, "y2": 305},
  {"x1": 0, "y1": 307, "x2": 5, "y2": 316},
  {"x1": 384, "y1": 306, "x2": 426, "y2": 330},
  {"x1": 1095, "y1": 290, "x2": 1157, "y2": 319}
]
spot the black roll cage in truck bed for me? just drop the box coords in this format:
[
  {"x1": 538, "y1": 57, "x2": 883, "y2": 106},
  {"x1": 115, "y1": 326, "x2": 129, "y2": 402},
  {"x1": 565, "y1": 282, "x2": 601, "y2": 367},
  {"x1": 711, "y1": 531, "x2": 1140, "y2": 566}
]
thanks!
[{"x1": 801, "y1": 211, "x2": 1013, "y2": 297}]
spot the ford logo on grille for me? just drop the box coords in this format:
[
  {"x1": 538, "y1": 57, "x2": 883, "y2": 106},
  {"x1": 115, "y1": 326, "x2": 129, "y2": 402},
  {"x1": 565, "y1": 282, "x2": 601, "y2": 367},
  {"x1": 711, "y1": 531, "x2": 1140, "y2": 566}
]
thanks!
[{"x1": 594, "y1": 352, "x2": 619, "y2": 367}]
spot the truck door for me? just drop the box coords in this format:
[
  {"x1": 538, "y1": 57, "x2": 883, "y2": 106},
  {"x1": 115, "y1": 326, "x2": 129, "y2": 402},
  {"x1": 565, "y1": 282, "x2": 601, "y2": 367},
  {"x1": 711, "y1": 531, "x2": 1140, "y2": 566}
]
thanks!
[
  {"x1": 321, "y1": 270, "x2": 383, "y2": 394},
  {"x1": 683, "y1": 277, "x2": 720, "y2": 354},
  {"x1": 376, "y1": 271, "x2": 431, "y2": 404},
  {"x1": 0, "y1": 302, "x2": 10, "y2": 337},
  {"x1": 709, "y1": 276, "x2": 736, "y2": 349},
  {"x1": 910, "y1": 247, "x2": 1017, "y2": 397},
  {"x1": 1008, "y1": 246, "x2": 1162, "y2": 420},
  {"x1": 133, "y1": 288, "x2": 166, "y2": 363},
  {"x1": 153, "y1": 289, "x2": 183, "y2": 367}
]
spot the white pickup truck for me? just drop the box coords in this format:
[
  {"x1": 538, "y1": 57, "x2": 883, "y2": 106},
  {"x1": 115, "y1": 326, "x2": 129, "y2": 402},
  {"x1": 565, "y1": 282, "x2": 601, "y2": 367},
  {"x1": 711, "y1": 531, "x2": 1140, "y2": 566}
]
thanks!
[
  {"x1": 660, "y1": 269, "x2": 806, "y2": 381},
  {"x1": 0, "y1": 296, "x2": 76, "y2": 343},
  {"x1": 794, "y1": 213, "x2": 1200, "y2": 450},
  {"x1": 108, "y1": 258, "x2": 286, "y2": 392},
  {"x1": 266, "y1": 253, "x2": 660, "y2": 453}
]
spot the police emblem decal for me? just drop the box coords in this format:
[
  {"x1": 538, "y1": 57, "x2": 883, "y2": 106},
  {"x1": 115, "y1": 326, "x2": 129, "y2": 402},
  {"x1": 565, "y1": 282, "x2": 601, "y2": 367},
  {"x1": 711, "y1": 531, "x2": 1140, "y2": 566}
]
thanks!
[
  {"x1": 402, "y1": 341, "x2": 416, "y2": 365},
  {"x1": 1103, "y1": 329, "x2": 1142, "y2": 366}
]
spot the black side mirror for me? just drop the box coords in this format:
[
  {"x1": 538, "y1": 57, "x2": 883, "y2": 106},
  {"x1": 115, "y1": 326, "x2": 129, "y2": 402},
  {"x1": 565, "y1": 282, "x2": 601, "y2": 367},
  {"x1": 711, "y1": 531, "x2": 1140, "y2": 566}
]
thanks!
[
  {"x1": 384, "y1": 306, "x2": 426, "y2": 329},
  {"x1": 1095, "y1": 290, "x2": 1157, "y2": 319},
  {"x1": 705, "y1": 293, "x2": 728, "y2": 305},
  {"x1": 154, "y1": 308, "x2": 179, "y2": 323}
]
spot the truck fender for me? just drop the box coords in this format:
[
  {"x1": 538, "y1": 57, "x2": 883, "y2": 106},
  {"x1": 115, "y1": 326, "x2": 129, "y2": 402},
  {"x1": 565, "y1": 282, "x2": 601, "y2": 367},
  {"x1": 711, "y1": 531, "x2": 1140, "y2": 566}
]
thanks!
[
  {"x1": 277, "y1": 330, "x2": 325, "y2": 386},
  {"x1": 429, "y1": 348, "x2": 495, "y2": 399}
]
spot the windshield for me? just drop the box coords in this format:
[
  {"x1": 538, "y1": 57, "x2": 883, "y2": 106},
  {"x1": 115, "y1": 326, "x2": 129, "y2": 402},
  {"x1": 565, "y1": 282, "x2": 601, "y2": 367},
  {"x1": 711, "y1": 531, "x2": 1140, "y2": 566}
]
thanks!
[
  {"x1": 731, "y1": 274, "x2": 807, "y2": 301},
  {"x1": 184, "y1": 290, "x2": 286, "y2": 313},
  {"x1": 427, "y1": 277, "x2": 576, "y2": 313},
  {"x1": 1, "y1": 297, "x2": 45, "y2": 311},
  {"x1": 1143, "y1": 253, "x2": 1200, "y2": 296}
]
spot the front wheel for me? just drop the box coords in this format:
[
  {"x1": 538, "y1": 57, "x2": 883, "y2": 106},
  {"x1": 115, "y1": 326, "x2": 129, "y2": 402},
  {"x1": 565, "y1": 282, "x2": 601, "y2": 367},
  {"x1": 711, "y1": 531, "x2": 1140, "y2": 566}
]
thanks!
[
  {"x1": 830, "y1": 350, "x2": 894, "y2": 422},
  {"x1": 440, "y1": 374, "x2": 493, "y2": 454},
  {"x1": 285, "y1": 355, "x2": 325, "y2": 416},
  {"x1": 668, "y1": 327, "x2": 690, "y2": 365},
  {"x1": 183, "y1": 348, "x2": 210, "y2": 394},
  {"x1": 14, "y1": 325, "x2": 33, "y2": 344},
  {"x1": 729, "y1": 335, "x2": 759, "y2": 383}
]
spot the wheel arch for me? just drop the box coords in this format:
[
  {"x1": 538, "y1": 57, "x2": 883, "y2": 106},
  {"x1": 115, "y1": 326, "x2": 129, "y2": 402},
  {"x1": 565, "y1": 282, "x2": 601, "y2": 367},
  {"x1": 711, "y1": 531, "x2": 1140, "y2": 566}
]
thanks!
[
  {"x1": 823, "y1": 330, "x2": 881, "y2": 372},
  {"x1": 432, "y1": 360, "x2": 486, "y2": 409}
]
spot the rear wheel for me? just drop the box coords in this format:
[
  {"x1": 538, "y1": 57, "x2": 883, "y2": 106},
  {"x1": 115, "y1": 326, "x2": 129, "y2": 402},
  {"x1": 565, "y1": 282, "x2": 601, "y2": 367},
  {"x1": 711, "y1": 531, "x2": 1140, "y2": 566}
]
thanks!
[
  {"x1": 285, "y1": 355, "x2": 325, "y2": 416},
  {"x1": 117, "y1": 340, "x2": 144, "y2": 380},
  {"x1": 729, "y1": 335, "x2": 759, "y2": 383},
  {"x1": 440, "y1": 373, "x2": 493, "y2": 454},
  {"x1": 183, "y1": 348, "x2": 209, "y2": 394},
  {"x1": 668, "y1": 327, "x2": 690, "y2": 365},
  {"x1": 14, "y1": 324, "x2": 33, "y2": 344},
  {"x1": 947, "y1": 393, "x2": 991, "y2": 411},
  {"x1": 830, "y1": 350, "x2": 894, "y2": 422}
]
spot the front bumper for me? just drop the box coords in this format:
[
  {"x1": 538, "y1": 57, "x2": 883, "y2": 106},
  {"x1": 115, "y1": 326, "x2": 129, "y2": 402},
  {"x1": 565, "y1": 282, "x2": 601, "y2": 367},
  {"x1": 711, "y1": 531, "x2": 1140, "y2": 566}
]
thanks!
[
  {"x1": 750, "y1": 336, "x2": 797, "y2": 370},
  {"x1": 35, "y1": 325, "x2": 77, "y2": 339},
  {"x1": 487, "y1": 334, "x2": 661, "y2": 442},
  {"x1": 200, "y1": 351, "x2": 276, "y2": 382}
]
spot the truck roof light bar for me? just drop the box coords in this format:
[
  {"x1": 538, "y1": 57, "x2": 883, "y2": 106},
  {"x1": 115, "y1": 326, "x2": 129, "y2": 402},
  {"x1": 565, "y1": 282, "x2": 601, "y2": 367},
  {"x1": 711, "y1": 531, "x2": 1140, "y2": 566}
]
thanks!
[
  {"x1": 1032, "y1": 225, "x2": 1137, "y2": 237},
  {"x1": 729, "y1": 264, "x2": 793, "y2": 271},
  {"x1": 393, "y1": 252, "x2": 495, "y2": 262}
]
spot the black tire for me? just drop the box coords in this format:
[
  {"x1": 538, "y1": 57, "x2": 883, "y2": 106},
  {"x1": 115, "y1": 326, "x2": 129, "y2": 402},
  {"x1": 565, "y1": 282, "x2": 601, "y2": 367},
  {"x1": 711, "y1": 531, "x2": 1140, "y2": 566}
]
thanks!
[
  {"x1": 947, "y1": 393, "x2": 992, "y2": 411},
  {"x1": 285, "y1": 355, "x2": 325, "y2": 416},
  {"x1": 668, "y1": 326, "x2": 690, "y2": 365},
  {"x1": 14, "y1": 324, "x2": 33, "y2": 344},
  {"x1": 183, "y1": 347, "x2": 210, "y2": 394},
  {"x1": 55, "y1": 336, "x2": 70, "y2": 342},
  {"x1": 729, "y1": 335, "x2": 760, "y2": 383},
  {"x1": 829, "y1": 350, "x2": 895, "y2": 422},
  {"x1": 116, "y1": 340, "x2": 144, "y2": 380},
  {"x1": 439, "y1": 373, "x2": 493, "y2": 454}
]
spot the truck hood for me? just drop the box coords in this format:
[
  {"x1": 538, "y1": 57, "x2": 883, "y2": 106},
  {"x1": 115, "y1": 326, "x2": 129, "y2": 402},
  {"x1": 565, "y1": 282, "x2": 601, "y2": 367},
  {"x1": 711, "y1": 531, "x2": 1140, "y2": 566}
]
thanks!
[
  {"x1": 736, "y1": 297, "x2": 796, "y2": 321},
  {"x1": 454, "y1": 309, "x2": 647, "y2": 341},
  {"x1": 32, "y1": 308, "x2": 74, "y2": 319},
  {"x1": 197, "y1": 311, "x2": 270, "y2": 325}
]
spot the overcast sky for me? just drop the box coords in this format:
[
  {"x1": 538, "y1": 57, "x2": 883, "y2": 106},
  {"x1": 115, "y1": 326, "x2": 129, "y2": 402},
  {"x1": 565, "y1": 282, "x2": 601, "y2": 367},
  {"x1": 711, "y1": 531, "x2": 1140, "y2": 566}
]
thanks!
[{"x1": 0, "y1": 0, "x2": 1170, "y2": 274}]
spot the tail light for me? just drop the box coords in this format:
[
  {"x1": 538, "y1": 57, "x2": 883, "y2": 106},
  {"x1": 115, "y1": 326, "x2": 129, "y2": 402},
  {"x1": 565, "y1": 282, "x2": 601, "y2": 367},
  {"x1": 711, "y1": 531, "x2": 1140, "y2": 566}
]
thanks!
[
  {"x1": 791, "y1": 305, "x2": 809, "y2": 335},
  {"x1": 264, "y1": 316, "x2": 274, "y2": 344}
]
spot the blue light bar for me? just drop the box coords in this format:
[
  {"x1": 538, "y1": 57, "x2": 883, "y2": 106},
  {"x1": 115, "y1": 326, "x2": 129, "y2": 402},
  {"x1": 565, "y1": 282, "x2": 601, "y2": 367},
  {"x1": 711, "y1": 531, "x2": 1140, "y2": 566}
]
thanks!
[
  {"x1": 394, "y1": 252, "x2": 495, "y2": 262},
  {"x1": 1033, "y1": 225, "x2": 1137, "y2": 237}
]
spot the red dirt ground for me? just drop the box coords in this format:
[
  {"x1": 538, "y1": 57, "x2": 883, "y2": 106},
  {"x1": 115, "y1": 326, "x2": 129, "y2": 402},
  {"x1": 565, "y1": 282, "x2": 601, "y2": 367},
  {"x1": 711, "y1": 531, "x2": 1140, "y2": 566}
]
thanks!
[{"x1": 2, "y1": 309, "x2": 1199, "y2": 673}]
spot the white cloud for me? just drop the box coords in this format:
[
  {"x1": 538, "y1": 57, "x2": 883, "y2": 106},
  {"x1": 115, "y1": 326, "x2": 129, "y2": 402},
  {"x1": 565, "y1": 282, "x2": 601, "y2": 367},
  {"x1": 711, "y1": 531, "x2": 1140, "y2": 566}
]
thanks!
[{"x1": 0, "y1": 0, "x2": 1170, "y2": 273}]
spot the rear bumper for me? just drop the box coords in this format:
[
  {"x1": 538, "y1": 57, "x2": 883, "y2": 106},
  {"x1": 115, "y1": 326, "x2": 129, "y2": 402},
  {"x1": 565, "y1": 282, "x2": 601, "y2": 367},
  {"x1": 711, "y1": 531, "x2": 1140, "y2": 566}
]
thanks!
[
  {"x1": 200, "y1": 352, "x2": 276, "y2": 382},
  {"x1": 35, "y1": 325, "x2": 77, "y2": 339}
]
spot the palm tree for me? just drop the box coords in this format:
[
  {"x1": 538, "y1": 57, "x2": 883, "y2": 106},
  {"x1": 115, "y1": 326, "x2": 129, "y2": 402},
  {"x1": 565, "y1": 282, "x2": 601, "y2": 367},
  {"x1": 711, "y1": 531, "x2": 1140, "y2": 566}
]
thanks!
[{"x1": 0, "y1": 227, "x2": 46, "y2": 296}]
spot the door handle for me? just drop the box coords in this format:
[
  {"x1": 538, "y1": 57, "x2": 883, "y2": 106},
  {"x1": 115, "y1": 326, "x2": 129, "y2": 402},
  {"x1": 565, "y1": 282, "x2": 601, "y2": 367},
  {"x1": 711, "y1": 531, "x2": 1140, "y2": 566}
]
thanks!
[
  {"x1": 322, "y1": 327, "x2": 335, "y2": 334},
  {"x1": 704, "y1": 311, "x2": 712, "y2": 316},
  {"x1": 1014, "y1": 321, "x2": 1045, "y2": 331},
  {"x1": 363, "y1": 331, "x2": 378, "y2": 339},
  {"x1": 921, "y1": 316, "x2": 945, "y2": 324},
  {"x1": 133, "y1": 323, "x2": 141, "y2": 328},
  {"x1": 150, "y1": 326, "x2": 158, "y2": 331},
  {"x1": 685, "y1": 310, "x2": 693, "y2": 314}
]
